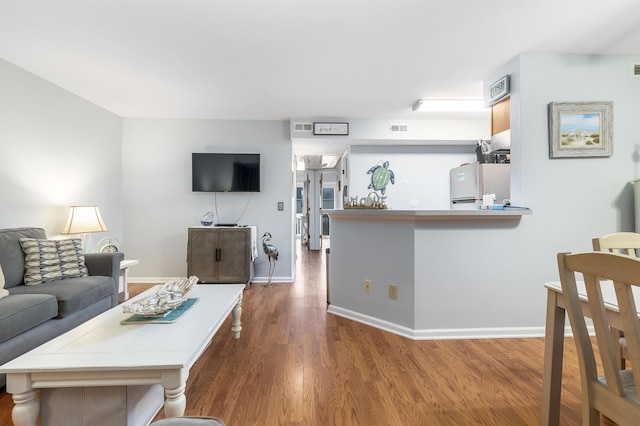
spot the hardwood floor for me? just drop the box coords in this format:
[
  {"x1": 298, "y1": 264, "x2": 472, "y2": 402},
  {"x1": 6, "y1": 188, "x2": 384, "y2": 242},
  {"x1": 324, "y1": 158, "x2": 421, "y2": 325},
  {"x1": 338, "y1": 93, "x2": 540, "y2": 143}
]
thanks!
[{"x1": 1, "y1": 241, "x2": 589, "y2": 425}]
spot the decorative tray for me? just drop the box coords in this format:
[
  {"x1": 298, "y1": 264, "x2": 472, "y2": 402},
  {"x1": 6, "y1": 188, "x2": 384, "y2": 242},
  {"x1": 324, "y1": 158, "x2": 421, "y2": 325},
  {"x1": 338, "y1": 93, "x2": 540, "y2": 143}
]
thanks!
[{"x1": 122, "y1": 276, "x2": 199, "y2": 317}]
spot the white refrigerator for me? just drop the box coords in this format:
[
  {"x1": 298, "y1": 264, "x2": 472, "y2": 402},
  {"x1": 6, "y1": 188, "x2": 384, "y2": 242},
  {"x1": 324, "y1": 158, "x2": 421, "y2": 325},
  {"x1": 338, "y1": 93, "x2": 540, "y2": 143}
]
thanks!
[{"x1": 449, "y1": 163, "x2": 510, "y2": 209}]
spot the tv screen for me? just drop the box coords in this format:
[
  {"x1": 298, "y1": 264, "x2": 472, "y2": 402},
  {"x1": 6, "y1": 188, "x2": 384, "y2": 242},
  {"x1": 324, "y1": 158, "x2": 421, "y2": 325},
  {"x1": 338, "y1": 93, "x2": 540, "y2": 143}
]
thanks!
[{"x1": 192, "y1": 153, "x2": 260, "y2": 192}]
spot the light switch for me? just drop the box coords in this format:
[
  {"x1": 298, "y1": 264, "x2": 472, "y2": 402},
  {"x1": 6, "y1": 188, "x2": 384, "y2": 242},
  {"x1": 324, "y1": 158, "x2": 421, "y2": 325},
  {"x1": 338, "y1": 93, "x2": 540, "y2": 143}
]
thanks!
[{"x1": 277, "y1": 202, "x2": 284, "y2": 211}]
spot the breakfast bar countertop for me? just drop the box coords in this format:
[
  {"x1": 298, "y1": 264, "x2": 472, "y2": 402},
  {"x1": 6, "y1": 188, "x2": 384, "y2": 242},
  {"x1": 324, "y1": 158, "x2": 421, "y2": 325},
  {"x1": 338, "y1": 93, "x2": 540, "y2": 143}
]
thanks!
[{"x1": 327, "y1": 208, "x2": 532, "y2": 220}]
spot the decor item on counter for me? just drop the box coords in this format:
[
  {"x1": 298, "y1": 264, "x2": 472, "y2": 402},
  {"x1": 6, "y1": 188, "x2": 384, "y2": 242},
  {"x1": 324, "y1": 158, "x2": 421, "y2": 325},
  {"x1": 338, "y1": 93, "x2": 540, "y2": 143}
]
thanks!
[
  {"x1": 367, "y1": 160, "x2": 395, "y2": 195},
  {"x1": 122, "y1": 276, "x2": 198, "y2": 317},
  {"x1": 98, "y1": 237, "x2": 120, "y2": 253},
  {"x1": 61, "y1": 205, "x2": 108, "y2": 251},
  {"x1": 201, "y1": 211, "x2": 214, "y2": 226},
  {"x1": 548, "y1": 101, "x2": 613, "y2": 158},
  {"x1": 261, "y1": 232, "x2": 278, "y2": 285},
  {"x1": 343, "y1": 192, "x2": 388, "y2": 210},
  {"x1": 313, "y1": 122, "x2": 349, "y2": 135}
]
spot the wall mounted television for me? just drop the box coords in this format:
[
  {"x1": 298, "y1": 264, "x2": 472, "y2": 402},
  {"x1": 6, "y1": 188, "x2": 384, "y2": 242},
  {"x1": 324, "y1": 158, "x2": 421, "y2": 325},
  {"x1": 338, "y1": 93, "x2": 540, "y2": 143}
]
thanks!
[{"x1": 192, "y1": 153, "x2": 260, "y2": 192}]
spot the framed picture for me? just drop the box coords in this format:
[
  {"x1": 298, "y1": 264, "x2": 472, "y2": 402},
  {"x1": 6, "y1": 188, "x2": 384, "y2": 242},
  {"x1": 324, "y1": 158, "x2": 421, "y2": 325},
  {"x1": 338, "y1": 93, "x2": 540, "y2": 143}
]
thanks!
[
  {"x1": 313, "y1": 122, "x2": 349, "y2": 136},
  {"x1": 488, "y1": 75, "x2": 510, "y2": 105},
  {"x1": 548, "y1": 101, "x2": 613, "y2": 158}
]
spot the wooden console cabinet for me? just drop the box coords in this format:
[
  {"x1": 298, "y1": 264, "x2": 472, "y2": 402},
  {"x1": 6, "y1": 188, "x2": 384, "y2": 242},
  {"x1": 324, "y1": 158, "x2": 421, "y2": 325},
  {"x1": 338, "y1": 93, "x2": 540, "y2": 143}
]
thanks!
[{"x1": 187, "y1": 227, "x2": 253, "y2": 284}]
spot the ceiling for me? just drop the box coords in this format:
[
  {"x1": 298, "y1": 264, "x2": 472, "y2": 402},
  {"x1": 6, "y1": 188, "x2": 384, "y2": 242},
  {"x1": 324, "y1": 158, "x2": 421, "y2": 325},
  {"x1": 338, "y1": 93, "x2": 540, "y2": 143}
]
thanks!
[{"x1": 2, "y1": 0, "x2": 640, "y2": 162}]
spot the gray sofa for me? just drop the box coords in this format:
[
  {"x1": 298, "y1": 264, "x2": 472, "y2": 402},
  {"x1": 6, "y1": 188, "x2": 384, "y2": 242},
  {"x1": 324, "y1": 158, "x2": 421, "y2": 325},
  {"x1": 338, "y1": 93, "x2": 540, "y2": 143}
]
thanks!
[{"x1": 0, "y1": 227, "x2": 124, "y2": 388}]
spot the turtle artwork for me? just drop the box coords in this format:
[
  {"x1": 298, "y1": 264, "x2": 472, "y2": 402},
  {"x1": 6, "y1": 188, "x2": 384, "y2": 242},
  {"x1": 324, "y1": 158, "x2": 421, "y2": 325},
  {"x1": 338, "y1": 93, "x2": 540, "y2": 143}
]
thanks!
[{"x1": 367, "y1": 160, "x2": 395, "y2": 195}]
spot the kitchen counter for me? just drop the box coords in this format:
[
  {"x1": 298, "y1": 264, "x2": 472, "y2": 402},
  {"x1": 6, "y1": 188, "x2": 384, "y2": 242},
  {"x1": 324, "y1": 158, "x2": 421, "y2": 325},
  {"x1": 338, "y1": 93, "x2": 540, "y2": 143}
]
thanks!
[
  {"x1": 328, "y1": 208, "x2": 531, "y2": 220},
  {"x1": 326, "y1": 207, "x2": 533, "y2": 340}
]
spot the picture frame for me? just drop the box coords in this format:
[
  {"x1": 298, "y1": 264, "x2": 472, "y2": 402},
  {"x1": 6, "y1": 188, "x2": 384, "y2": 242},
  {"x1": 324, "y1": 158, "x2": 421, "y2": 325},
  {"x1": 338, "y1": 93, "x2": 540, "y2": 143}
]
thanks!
[
  {"x1": 548, "y1": 101, "x2": 613, "y2": 158},
  {"x1": 488, "y1": 75, "x2": 510, "y2": 105},
  {"x1": 313, "y1": 122, "x2": 349, "y2": 136}
]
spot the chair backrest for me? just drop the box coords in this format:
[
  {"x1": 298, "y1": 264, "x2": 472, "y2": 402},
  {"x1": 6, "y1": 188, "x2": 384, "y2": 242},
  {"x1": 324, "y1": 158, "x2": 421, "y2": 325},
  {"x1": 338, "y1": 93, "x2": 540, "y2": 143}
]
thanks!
[
  {"x1": 557, "y1": 251, "x2": 640, "y2": 425},
  {"x1": 592, "y1": 232, "x2": 640, "y2": 257}
]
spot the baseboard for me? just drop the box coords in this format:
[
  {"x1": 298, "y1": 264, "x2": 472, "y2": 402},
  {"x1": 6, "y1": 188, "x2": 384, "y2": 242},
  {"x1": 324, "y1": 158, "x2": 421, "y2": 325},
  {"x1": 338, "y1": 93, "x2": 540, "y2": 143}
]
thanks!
[
  {"x1": 128, "y1": 277, "x2": 174, "y2": 284},
  {"x1": 249, "y1": 275, "x2": 294, "y2": 284},
  {"x1": 327, "y1": 305, "x2": 417, "y2": 338},
  {"x1": 327, "y1": 305, "x2": 554, "y2": 340},
  {"x1": 129, "y1": 276, "x2": 295, "y2": 284}
]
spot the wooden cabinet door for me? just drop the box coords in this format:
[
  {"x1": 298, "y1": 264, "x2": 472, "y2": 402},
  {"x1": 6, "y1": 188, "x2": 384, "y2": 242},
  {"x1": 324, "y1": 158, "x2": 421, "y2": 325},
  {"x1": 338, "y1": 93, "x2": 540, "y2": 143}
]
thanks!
[
  {"x1": 217, "y1": 228, "x2": 250, "y2": 282},
  {"x1": 187, "y1": 228, "x2": 218, "y2": 281}
]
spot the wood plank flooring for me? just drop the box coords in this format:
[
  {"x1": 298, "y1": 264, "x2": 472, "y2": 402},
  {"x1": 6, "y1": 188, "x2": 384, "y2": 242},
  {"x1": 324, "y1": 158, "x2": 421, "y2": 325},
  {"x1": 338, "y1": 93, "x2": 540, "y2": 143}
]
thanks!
[{"x1": 1, "y1": 241, "x2": 589, "y2": 425}]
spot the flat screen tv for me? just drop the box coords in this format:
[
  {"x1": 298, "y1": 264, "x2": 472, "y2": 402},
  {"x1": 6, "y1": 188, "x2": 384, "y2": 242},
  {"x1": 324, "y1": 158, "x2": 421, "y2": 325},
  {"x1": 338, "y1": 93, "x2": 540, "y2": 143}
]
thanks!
[{"x1": 192, "y1": 153, "x2": 260, "y2": 192}]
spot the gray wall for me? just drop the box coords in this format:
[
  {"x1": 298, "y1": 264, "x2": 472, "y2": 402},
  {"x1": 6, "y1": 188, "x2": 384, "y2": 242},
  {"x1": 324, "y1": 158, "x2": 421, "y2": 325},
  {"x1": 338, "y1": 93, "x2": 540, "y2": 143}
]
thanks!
[
  {"x1": 121, "y1": 119, "x2": 294, "y2": 282},
  {"x1": 329, "y1": 53, "x2": 640, "y2": 338},
  {"x1": 0, "y1": 59, "x2": 123, "y2": 247},
  {"x1": 416, "y1": 54, "x2": 640, "y2": 334},
  {"x1": 3, "y1": 53, "x2": 639, "y2": 337},
  {"x1": 0, "y1": 60, "x2": 295, "y2": 283},
  {"x1": 414, "y1": 53, "x2": 640, "y2": 335}
]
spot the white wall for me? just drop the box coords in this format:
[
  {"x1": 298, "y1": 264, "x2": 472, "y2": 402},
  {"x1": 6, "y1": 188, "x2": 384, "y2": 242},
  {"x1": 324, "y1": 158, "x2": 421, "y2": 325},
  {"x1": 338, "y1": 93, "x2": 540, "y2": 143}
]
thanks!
[
  {"x1": 414, "y1": 53, "x2": 640, "y2": 335},
  {"x1": 121, "y1": 119, "x2": 294, "y2": 282},
  {"x1": 416, "y1": 54, "x2": 640, "y2": 335},
  {"x1": 414, "y1": 53, "x2": 640, "y2": 334},
  {"x1": 4, "y1": 53, "x2": 639, "y2": 337},
  {"x1": 328, "y1": 54, "x2": 640, "y2": 338},
  {"x1": 347, "y1": 145, "x2": 476, "y2": 210},
  {"x1": 0, "y1": 59, "x2": 123, "y2": 245}
]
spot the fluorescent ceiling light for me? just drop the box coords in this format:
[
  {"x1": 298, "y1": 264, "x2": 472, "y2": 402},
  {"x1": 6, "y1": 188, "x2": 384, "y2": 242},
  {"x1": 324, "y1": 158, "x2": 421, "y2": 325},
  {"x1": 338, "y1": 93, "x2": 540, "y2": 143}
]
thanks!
[{"x1": 412, "y1": 99, "x2": 487, "y2": 112}]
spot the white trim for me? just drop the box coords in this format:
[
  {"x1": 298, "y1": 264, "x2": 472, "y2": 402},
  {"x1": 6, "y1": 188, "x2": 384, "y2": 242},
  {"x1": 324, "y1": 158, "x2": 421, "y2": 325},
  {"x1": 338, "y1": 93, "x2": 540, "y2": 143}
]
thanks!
[
  {"x1": 327, "y1": 305, "x2": 573, "y2": 340},
  {"x1": 250, "y1": 275, "x2": 294, "y2": 284},
  {"x1": 328, "y1": 305, "x2": 417, "y2": 339},
  {"x1": 128, "y1": 275, "x2": 295, "y2": 284}
]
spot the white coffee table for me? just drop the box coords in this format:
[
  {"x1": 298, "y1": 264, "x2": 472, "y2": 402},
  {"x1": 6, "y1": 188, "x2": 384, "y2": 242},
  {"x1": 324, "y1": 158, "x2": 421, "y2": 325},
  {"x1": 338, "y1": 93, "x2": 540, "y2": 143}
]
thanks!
[{"x1": 0, "y1": 283, "x2": 245, "y2": 426}]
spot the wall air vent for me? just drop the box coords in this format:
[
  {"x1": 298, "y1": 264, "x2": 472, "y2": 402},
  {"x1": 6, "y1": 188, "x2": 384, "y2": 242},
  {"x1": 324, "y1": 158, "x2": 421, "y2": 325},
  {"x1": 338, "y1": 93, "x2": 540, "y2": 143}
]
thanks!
[
  {"x1": 634, "y1": 64, "x2": 640, "y2": 77},
  {"x1": 293, "y1": 123, "x2": 313, "y2": 132},
  {"x1": 390, "y1": 124, "x2": 408, "y2": 133}
]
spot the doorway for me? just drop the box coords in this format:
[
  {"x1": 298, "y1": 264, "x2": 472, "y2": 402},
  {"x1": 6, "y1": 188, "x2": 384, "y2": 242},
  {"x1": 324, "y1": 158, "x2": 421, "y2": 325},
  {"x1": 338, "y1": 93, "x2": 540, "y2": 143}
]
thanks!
[{"x1": 295, "y1": 169, "x2": 338, "y2": 250}]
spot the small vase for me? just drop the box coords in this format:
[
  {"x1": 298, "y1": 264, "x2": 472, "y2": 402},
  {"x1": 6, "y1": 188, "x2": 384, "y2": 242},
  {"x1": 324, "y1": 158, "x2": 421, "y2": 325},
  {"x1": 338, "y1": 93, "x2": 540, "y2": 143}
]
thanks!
[{"x1": 201, "y1": 211, "x2": 214, "y2": 226}]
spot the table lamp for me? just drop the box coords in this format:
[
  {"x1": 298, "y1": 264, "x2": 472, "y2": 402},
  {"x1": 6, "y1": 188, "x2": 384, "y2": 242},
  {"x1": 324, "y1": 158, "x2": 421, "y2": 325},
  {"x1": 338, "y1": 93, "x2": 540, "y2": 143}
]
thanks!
[{"x1": 61, "y1": 205, "x2": 108, "y2": 251}]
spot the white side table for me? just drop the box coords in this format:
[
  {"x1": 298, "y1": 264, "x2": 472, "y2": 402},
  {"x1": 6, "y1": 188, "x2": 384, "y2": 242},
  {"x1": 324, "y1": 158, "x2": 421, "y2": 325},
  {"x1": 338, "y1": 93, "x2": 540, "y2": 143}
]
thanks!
[{"x1": 119, "y1": 259, "x2": 139, "y2": 302}]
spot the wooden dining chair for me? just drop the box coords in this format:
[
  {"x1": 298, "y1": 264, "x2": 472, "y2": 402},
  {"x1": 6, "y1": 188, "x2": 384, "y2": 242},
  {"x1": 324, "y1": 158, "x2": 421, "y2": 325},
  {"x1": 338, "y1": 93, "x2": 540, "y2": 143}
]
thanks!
[
  {"x1": 593, "y1": 232, "x2": 640, "y2": 256},
  {"x1": 557, "y1": 251, "x2": 640, "y2": 425},
  {"x1": 593, "y1": 232, "x2": 640, "y2": 369}
]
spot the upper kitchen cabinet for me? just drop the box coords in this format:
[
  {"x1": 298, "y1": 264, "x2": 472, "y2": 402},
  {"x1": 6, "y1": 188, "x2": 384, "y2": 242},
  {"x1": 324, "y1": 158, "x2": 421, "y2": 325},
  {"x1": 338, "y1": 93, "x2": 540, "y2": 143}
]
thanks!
[
  {"x1": 491, "y1": 97, "x2": 510, "y2": 136},
  {"x1": 490, "y1": 97, "x2": 511, "y2": 153}
]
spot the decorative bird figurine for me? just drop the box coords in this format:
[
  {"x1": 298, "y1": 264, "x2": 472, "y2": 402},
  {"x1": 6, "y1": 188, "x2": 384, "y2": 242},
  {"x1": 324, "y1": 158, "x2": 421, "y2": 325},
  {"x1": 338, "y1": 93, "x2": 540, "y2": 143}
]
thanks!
[{"x1": 262, "y1": 232, "x2": 278, "y2": 285}]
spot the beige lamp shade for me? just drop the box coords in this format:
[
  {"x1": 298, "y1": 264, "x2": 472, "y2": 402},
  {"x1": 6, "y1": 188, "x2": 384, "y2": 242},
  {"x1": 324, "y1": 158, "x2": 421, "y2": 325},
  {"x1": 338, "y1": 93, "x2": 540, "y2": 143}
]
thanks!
[{"x1": 61, "y1": 206, "x2": 108, "y2": 234}]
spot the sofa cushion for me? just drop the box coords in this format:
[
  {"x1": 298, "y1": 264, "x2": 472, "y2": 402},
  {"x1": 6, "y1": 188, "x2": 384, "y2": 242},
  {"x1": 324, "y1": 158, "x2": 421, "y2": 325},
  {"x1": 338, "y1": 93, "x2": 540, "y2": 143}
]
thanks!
[
  {"x1": 0, "y1": 227, "x2": 47, "y2": 288},
  {"x1": 0, "y1": 293, "x2": 58, "y2": 343},
  {"x1": 20, "y1": 238, "x2": 88, "y2": 285},
  {"x1": 8, "y1": 276, "x2": 114, "y2": 318},
  {"x1": 0, "y1": 263, "x2": 7, "y2": 300}
]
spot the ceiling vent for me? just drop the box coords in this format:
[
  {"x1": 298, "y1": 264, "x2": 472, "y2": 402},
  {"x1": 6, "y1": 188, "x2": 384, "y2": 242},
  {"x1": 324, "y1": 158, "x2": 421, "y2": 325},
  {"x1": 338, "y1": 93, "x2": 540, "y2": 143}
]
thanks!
[
  {"x1": 390, "y1": 124, "x2": 408, "y2": 133},
  {"x1": 634, "y1": 64, "x2": 640, "y2": 77},
  {"x1": 293, "y1": 122, "x2": 313, "y2": 132}
]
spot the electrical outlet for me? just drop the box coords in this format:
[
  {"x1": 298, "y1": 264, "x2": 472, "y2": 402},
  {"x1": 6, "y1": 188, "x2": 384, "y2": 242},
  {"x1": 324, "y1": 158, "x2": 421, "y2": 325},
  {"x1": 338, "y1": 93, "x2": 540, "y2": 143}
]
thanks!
[
  {"x1": 364, "y1": 279, "x2": 372, "y2": 293},
  {"x1": 388, "y1": 284, "x2": 398, "y2": 300}
]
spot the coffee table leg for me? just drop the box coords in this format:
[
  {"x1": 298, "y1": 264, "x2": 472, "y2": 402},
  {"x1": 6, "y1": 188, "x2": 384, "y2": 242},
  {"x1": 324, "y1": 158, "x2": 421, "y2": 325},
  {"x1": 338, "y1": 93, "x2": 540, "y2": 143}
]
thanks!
[
  {"x1": 164, "y1": 383, "x2": 187, "y2": 417},
  {"x1": 232, "y1": 294, "x2": 243, "y2": 339},
  {"x1": 12, "y1": 389, "x2": 39, "y2": 426}
]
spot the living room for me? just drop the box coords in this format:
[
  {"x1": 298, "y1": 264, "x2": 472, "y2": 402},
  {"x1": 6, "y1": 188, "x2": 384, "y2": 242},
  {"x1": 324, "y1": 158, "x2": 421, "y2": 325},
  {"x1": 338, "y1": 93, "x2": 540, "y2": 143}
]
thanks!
[{"x1": 1, "y1": 1, "x2": 640, "y2": 423}]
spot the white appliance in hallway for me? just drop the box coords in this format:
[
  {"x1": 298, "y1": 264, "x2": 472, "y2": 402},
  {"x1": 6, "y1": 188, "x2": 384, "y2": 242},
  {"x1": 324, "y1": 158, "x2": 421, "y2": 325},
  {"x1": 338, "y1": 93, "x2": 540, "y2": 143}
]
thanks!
[{"x1": 449, "y1": 163, "x2": 510, "y2": 209}]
